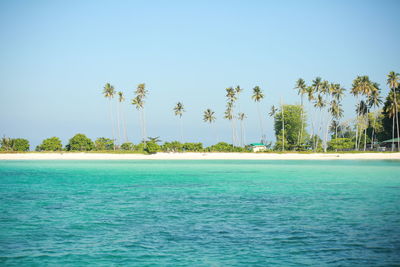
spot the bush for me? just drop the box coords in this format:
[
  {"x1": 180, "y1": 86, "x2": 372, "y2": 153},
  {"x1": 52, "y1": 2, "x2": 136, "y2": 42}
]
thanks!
[
  {"x1": 121, "y1": 142, "x2": 135, "y2": 151},
  {"x1": 1, "y1": 137, "x2": 30, "y2": 151},
  {"x1": 36, "y1": 137, "x2": 62, "y2": 151},
  {"x1": 94, "y1": 137, "x2": 114, "y2": 150},
  {"x1": 66, "y1": 134, "x2": 94, "y2": 151},
  {"x1": 183, "y1": 142, "x2": 203, "y2": 152},
  {"x1": 328, "y1": 138, "x2": 355, "y2": 151},
  {"x1": 207, "y1": 142, "x2": 246, "y2": 152},
  {"x1": 145, "y1": 141, "x2": 160, "y2": 154},
  {"x1": 12, "y1": 138, "x2": 30, "y2": 151},
  {"x1": 162, "y1": 141, "x2": 183, "y2": 152}
]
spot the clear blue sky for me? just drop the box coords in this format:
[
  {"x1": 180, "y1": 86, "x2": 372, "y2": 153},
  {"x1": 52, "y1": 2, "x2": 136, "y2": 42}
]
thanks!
[{"x1": 1, "y1": 0, "x2": 399, "y2": 148}]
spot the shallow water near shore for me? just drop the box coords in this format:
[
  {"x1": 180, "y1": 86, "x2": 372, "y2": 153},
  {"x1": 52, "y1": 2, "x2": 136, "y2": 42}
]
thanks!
[{"x1": 0, "y1": 160, "x2": 399, "y2": 266}]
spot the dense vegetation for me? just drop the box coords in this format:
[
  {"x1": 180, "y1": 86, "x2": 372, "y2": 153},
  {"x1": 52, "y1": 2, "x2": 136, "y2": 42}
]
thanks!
[{"x1": 2, "y1": 72, "x2": 399, "y2": 153}]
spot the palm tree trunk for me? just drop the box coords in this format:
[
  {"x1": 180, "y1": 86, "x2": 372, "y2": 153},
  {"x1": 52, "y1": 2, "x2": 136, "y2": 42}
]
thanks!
[
  {"x1": 122, "y1": 105, "x2": 128, "y2": 143},
  {"x1": 109, "y1": 99, "x2": 115, "y2": 150},
  {"x1": 257, "y1": 102, "x2": 264, "y2": 143},
  {"x1": 142, "y1": 108, "x2": 147, "y2": 142},
  {"x1": 180, "y1": 117, "x2": 183, "y2": 143},
  {"x1": 281, "y1": 100, "x2": 285, "y2": 151},
  {"x1": 116, "y1": 101, "x2": 121, "y2": 147},
  {"x1": 392, "y1": 115, "x2": 395, "y2": 152},
  {"x1": 298, "y1": 96, "x2": 304, "y2": 149},
  {"x1": 355, "y1": 97, "x2": 360, "y2": 151},
  {"x1": 394, "y1": 90, "x2": 400, "y2": 151}
]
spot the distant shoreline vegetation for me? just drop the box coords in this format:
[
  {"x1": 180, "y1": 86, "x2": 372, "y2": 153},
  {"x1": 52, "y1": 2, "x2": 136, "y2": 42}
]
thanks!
[{"x1": 1, "y1": 72, "x2": 400, "y2": 153}]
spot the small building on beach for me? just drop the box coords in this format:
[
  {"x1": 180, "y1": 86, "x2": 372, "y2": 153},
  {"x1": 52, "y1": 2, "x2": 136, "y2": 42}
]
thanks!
[
  {"x1": 380, "y1": 138, "x2": 400, "y2": 150},
  {"x1": 249, "y1": 143, "x2": 267, "y2": 152}
]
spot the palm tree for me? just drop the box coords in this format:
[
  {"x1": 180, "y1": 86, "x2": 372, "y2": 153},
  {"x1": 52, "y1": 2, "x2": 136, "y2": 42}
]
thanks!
[
  {"x1": 314, "y1": 94, "x2": 326, "y2": 151},
  {"x1": 351, "y1": 76, "x2": 376, "y2": 150},
  {"x1": 238, "y1": 112, "x2": 246, "y2": 147},
  {"x1": 329, "y1": 99, "x2": 344, "y2": 140},
  {"x1": 133, "y1": 83, "x2": 148, "y2": 142},
  {"x1": 148, "y1": 136, "x2": 161, "y2": 143},
  {"x1": 252, "y1": 86, "x2": 265, "y2": 143},
  {"x1": 103, "y1": 83, "x2": 115, "y2": 149},
  {"x1": 132, "y1": 95, "x2": 145, "y2": 142},
  {"x1": 224, "y1": 102, "x2": 235, "y2": 145},
  {"x1": 385, "y1": 91, "x2": 400, "y2": 151},
  {"x1": 294, "y1": 78, "x2": 307, "y2": 148},
  {"x1": 368, "y1": 86, "x2": 382, "y2": 148},
  {"x1": 280, "y1": 99, "x2": 285, "y2": 151},
  {"x1": 387, "y1": 71, "x2": 400, "y2": 150},
  {"x1": 173, "y1": 102, "x2": 185, "y2": 143},
  {"x1": 203, "y1": 109, "x2": 216, "y2": 143},
  {"x1": 118, "y1": 92, "x2": 128, "y2": 143}
]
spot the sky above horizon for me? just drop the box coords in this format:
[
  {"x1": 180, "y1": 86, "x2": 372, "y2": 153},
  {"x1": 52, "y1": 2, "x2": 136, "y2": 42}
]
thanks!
[{"x1": 1, "y1": 0, "x2": 400, "y2": 148}]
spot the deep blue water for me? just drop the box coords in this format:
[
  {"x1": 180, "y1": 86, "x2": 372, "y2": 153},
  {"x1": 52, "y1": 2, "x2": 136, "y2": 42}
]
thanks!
[{"x1": 0, "y1": 160, "x2": 399, "y2": 266}]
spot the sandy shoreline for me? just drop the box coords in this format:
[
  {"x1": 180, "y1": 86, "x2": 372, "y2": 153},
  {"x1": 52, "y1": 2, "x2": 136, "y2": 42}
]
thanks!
[{"x1": 0, "y1": 152, "x2": 399, "y2": 160}]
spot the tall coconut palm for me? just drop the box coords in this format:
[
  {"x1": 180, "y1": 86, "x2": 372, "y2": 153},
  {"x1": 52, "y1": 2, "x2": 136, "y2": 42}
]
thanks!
[
  {"x1": 252, "y1": 86, "x2": 265, "y2": 143},
  {"x1": 314, "y1": 94, "x2": 326, "y2": 151},
  {"x1": 103, "y1": 83, "x2": 115, "y2": 149},
  {"x1": 280, "y1": 99, "x2": 285, "y2": 151},
  {"x1": 294, "y1": 78, "x2": 307, "y2": 147},
  {"x1": 385, "y1": 91, "x2": 400, "y2": 151},
  {"x1": 203, "y1": 109, "x2": 216, "y2": 143},
  {"x1": 329, "y1": 99, "x2": 344, "y2": 140},
  {"x1": 173, "y1": 102, "x2": 185, "y2": 143},
  {"x1": 118, "y1": 91, "x2": 128, "y2": 143},
  {"x1": 132, "y1": 95, "x2": 145, "y2": 142},
  {"x1": 387, "y1": 71, "x2": 400, "y2": 150},
  {"x1": 238, "y1": 112, "x2": 246, "y2": 147},
  {"x1": 225, "y1": 87, "x2": 238, "y2": 145},
  {"x1": 235, "y1": 85, "x2": 243, "y2": 144},
  {"x1": 368, "y1": 86, "x2": 382, "y2": 148},
  {"x1": 133, "y1": 83, "x2": 148, "y2": 142},
  {"x1": 224, "y1": 102, "x2": 235, "y2": 145},
  {"x1": 351, "y1": 76, "x2": 376, "y2": 150}
]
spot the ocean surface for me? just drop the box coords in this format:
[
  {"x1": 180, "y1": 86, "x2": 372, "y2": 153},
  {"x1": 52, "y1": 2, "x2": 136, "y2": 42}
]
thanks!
[{"x1": 0, "y1": 160, "x2": 399, "y2": 266}]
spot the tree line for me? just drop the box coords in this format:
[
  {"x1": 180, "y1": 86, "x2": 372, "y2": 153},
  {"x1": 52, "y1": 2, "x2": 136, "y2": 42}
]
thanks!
[{"x1": 1, "y1": 71, "x2": 399, "y2": 152}]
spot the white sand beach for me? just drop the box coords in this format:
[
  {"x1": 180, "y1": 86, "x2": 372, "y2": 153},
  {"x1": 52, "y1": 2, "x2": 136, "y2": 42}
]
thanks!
[{"x1": 0, "y1": 152, "x2": 399, "y2": 160}]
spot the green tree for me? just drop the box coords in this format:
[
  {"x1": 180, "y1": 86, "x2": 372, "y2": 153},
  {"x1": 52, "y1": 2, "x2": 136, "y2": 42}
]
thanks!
[
  {"x1": 0, "y1": 136, "x2": 14, "y2": 151},
  {"x1": 66, "y1": 134, "x2": 94, "y2": 151},
  {"x1": 11, "y1": 138, "x2": 30, "y2": 151},
  {"x1": 274, "y1": 105, "x2": 307, "y2": 151},
  {"x1": 36, "y1": 137, "x2": 62, "y2": 151},
  {"x1": 387, "y1": 71, "x2": 400, "y2": 150},
  {"x1": 102, "y1": 83, "x2": 115, "y2": 149},
  {"x1": 132, "y1": 83, "x2": 148, "y2": 142},
  {"x1": 162, "y1": 141, "x2": 183, "y2": 152},
  {"x1": 328, "y1": 138, "x2": 355, "y2": 151},
  {"x1": 94, "y1": 137, "x2": 114, "y2": 150},
  {"x1": 203, "y1": 108, "x2": 217, "y2": 143},
  {"x1": 252, "y1": 86, "x2": 265, "y2": 142},
  {"x1": 120, "y1": 142, "x2": 135, "y2": 151},
  {"x1": 294, "y1": 78, "x2": 307, "y2": 146},
  {"x1": 117, "y1": 91, "x2": 128, "y2": 143},
  {"x1": 145, "y1": 141, "x2": 160, "y2": 154},
  {"x1": 173, "y1": 102, "x2": 185, "y2": 143}
]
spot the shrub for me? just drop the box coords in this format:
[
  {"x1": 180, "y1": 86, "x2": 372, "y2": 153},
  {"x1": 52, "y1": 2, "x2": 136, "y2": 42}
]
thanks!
[
  {"x1": 145, "y1": 141, "x2": 160, "y2": 154},
  {"x1": 1, "y1": 137, "x2": 30, "y2": 151},
  {"x1": 12, "y1": 138, "x2": 30, "y2": 151},
  {"x1": 162, "y1": 141, "x2": 183, "y2": 152},
  {"x1": 36, "y1": 137, "x2": 62, "y2": 151},
  {"x1": 207, "y1": 142, "x2": 246, "y2": 152},
  {"x1": 121, "y1": 142, "x2": 135, "y2": 151},
  {"x1": 94, "y1": 137, "x2": 114, "y2": 150},
  {"x1": 66, "y1": 134, "x2": 94, "y2": 151},
  {"x1": 183, "y1": 142, "x2": 203, "y2": 152},
  {"x1": 328, "y1": 138, "x2": 355, "y2": 151}
]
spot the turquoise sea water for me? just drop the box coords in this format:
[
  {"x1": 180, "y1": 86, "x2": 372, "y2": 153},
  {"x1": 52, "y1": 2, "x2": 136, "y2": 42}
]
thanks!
[{"x1": 0, "y1": 160, "x2": 399, "y2": 266}]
